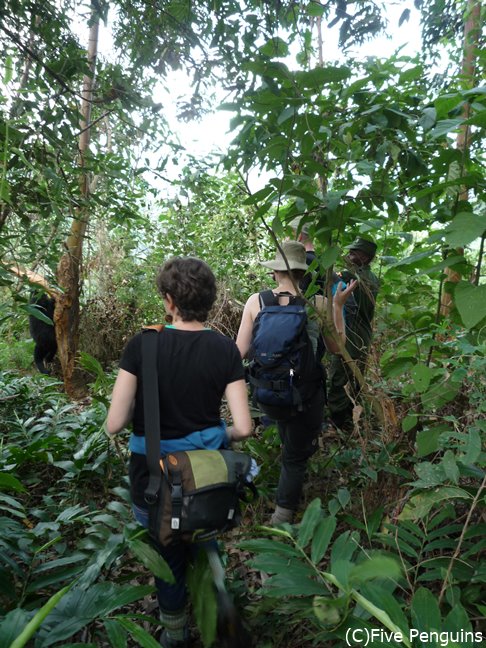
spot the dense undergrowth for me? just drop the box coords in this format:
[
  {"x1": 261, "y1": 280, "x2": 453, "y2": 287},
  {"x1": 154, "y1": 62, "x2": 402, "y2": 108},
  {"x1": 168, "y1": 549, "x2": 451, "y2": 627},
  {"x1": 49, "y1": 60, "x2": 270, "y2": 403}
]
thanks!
[{"x1": 0, "y1": 324, "x2": 484, "y2": 647}]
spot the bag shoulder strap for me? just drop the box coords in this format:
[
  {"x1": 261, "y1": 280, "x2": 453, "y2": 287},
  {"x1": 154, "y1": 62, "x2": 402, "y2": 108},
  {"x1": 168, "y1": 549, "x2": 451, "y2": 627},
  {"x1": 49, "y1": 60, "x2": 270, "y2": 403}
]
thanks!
[
  {"x1": 259, "y1": 290, "x2": 306, "y2": 309},
  {"x1": 258, "y1": 290, "x2": 278, "y2": 308},
  {"x1": 142, "y1": 326, "x2": 164, "y2": 504}
]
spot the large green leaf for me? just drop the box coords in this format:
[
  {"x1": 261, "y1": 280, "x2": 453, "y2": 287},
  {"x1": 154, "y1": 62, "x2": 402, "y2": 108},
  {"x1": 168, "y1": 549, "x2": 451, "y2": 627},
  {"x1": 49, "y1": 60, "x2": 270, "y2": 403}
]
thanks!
[
  {"x1": 259, "y1": 37, "x2": 289, "y2": 58},
  {"x1": 416, "y1": 425, "x2": 451, "y2": 458},
  {"x1": 349, "y1": 556, "x2": 401, "y2": 586},
  {"x1": 297, "y1": 497, "x2": 322, "y2": 549},
  {"x1": 10, "y1": 584, "x2": 73, "y2": 648},
  {"x1": 455, "y1": 282, "x2": 486, "y2": 329},
  {"x1": 410, "y1": 588, "x2": 441, "y2": 634},
  {"x1": 411, "y1": 364, "x2": 433, "y2": 393},
  {"x1": 128, "y1": 539, "x2": 174, "y2": 583},
  {"x1": 444, "y1": 212, "x2": 486, "y2": 247},
  {"x1": 249, "y1": 553, "x2": 314, "y2": 579},
  {"x1": 116, "y1": 619, "x2": 160, "y2": 648},
  {"x1": 263, "y1": 573, "x2": 326, "y2": 597},
  {"x1": 295, "y1": 66, "x2": 351, "y2": 88},
  {"x1": 311, "y1": 516, "x2": 337, "y2": 564},
  {"x1": 239, "y1": 538, "x2": 302, "y2": 558},
  {"x1": 103, "y1": 619, "x2": 128, "y2": 648},
  {"x1": 400, "y1": 487, "x2": 472, "y2": 520},
  {"x1": 0, "y1": 473, "x2": 26, "y2": 492},
  {"x1": 40, "y1": 584, "x2": 154, "y2": 647},
  {"x1": 187, "y1": 552, "x2": 217, "y2": 648},
  {"x1": 360, "y1": 583, "x2": 409, "y2": 635},
  {"x1": 0, "y1": 609, "x2": 32, "y2": 647},
  {"x1": 429, "y1": 118, "x2": 463, "y2": 139}
]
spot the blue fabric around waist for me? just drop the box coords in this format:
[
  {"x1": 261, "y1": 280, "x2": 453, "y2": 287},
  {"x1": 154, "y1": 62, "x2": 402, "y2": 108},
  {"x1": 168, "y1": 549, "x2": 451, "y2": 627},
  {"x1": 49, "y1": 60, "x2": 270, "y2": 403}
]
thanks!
[{"x1": 129, "y1": 421, "x2": 229, "y2": 456}]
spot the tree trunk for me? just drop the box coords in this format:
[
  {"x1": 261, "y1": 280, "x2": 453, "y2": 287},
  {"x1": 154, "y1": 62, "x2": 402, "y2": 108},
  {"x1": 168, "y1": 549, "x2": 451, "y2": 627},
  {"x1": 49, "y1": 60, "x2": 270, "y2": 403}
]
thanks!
[
  {"x1": 440, "y1": 0, "x2": 481, "y2": 316},
  {"x1": 55, "y1": 7, "x2": 100, "y2": 395}
]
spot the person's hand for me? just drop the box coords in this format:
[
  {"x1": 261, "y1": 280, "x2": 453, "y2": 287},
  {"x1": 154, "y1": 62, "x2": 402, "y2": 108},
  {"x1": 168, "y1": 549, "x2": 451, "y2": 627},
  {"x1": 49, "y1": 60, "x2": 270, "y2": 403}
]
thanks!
[{"x1": 333, "y1": 279, "x2": 357, "y2": 307}]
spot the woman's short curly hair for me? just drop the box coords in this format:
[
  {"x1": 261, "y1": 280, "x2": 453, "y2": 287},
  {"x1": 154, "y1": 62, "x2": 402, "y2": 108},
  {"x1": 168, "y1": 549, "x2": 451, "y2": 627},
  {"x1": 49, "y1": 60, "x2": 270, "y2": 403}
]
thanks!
[{"x1": 156, "y1": 257, "x2": 217, "y2": 322}]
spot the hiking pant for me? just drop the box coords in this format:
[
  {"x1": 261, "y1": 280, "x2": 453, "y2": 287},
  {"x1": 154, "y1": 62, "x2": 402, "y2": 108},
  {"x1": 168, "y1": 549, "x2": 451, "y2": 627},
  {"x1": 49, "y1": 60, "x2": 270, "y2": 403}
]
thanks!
[
  {"x1": 261, "y1": 387, "x2": 325, "y2": 511},
  {"x1": 132, "y1": 503, "x2": 217, "y2": 612},
  {"x1": 327, "y1": 346, "x2": 367, "y2": 425}
]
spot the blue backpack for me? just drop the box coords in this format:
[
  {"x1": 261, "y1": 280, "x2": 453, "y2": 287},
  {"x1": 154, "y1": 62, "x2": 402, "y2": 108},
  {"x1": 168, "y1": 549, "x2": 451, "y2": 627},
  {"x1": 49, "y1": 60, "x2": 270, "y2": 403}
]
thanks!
[{"x1": 247, "y1": 290, "x2": 323, "y2": 410}]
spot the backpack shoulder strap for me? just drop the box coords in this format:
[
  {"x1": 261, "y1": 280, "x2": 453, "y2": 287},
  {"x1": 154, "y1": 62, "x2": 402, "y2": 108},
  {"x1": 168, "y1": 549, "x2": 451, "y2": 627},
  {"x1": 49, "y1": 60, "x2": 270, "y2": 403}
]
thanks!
[
  {"x1": 143, "y1": 324, "x2": 165, "y2": 332},
  {"x1": 259, "y1": 290, "x2": 278, "y2": 308},
  {"x1": 142, "y1": 326, "x2": 164, "y2": 504}
]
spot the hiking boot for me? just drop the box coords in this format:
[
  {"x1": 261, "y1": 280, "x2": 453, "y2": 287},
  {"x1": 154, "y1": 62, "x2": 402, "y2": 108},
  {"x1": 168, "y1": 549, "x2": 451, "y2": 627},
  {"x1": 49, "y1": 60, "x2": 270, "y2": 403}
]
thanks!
[
  {"x1": 269, "y1": 505, "x2": 294, "y2": 525},
  {"x1": 159, "y1": 628, "x2": 189, "y2": 648}
]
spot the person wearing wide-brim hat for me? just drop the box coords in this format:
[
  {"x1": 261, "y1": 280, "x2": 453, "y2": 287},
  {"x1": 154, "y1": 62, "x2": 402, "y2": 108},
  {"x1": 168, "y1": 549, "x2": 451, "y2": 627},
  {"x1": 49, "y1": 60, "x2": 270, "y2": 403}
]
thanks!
[
  {"x1": 327, "y1": 235, "x2": 380, "y2": 431},
  {"x1": 236, "y1": 240, "x2": 356, "y2": 525}
]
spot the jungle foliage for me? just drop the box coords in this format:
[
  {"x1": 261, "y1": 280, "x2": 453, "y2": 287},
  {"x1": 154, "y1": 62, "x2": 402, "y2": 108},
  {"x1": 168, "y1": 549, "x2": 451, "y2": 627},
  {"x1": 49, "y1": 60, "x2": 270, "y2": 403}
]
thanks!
[{"x1": 0, "y1": 0, "x2": 485, "y2": 646}]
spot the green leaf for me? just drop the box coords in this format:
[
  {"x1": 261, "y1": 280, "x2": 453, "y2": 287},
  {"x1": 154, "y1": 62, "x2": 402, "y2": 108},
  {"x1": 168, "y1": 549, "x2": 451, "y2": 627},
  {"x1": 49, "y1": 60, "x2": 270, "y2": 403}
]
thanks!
[
  {"x1": 103, "y1": 619, "x2": 127, "y2": 648},
  {"x1": 307, "y1": 3, "x2": 325, "y2": 17},
  {"x1": 360, "y1": 582, "x2": 410, "y2": 635},
  {"x1": 10, "y1": 583, "x2": 73, "y2": 648},
  {"x1": 418, "y1": 107, "x2": 436, "y2": 131},
  {"x1": 414, "y1": 462, "x2": 447, "y2": 487},
  {"x1": 411, "y1": 587, "x2": 441, "y2": 633},
  {"x1": 349, "y1": 555, "x2": 402, "y2": 586},
  {"x1": 42, "y1": 584, "x2": 154, "y2": 646},
  {"x1": 330, "y1": 531, "x2": 358, "y2": 571},
  {"x1": 0, "y1": 609, "x2": 32, "y2": 647},
  {"x1": 402, "y1": 415, "x2": 418, "y2": 434},
  {"x1": 187, "y1": 551, "x2": 217, "y2": 648},
  {"x1": 461, "y1": 428, "x2": 481, "y2": 465},
  {"x1": 312, "y1": 596, "x2": 343, "y2": 625},
  {"x1": 464, "y1": 108, "x2": 486, "y2": 128},
  {"x1": 444, "y1": 212, "x2": 486, "y2": 247},
  {"x1": 259, "y1": 37, "x2": 288, "y2": 58},
  {"x1": 455, "y1": 282, "x2": 486, "y2": 329},
  {"x1": 239, "y1": 539, "x2": 301, "y2": 558},
  {"x1": 249, "y1": 553, "x2": 313, "y2": 579},
  {"x1": 381, "y1": 356, "x2": 416, "y2": 378},
  {"x1": 277, "y1": 106, "x2": 297, "y2": 125},
  {"x1": 298, "y1": 497, "x2": 322, "y2": 549},
  {"x1": 317, "y1": 246, "x2": 340, "y2": 270},
  {"x1": 263, "y1": 573, "x2": 326, "y2": 597},
  {"x1": 411, "y1": 364, "x2": 433, "y2": 393},
  {"x1": 443, "y1": 602, "x2": 472, "y2": 634},
  {"x1": 400, "y1": 487, "x2": 472, "y2": 520},
  {"x1": 3, "y1": 55, "x2": 13, "y2": 84},
  {"x1": 128, "y1": 539, "x2": 175, "y2": 583},
  {"x1": 295, "y1": 66, "x2": 351, "y2": 88},
  {"x1": 0, "y1": 473, "x2": 26, "y2": 492},
  {"x1": 429, "y1": 118, "x2": 463, "y2": 139},
  {"x1": 116, "y1": 619, "x2": 160, "y2": 648},
  {"x1": 416, "y1": 425, "x2": 451, "y2": 457},
  {"x1": 21, "y1": 303, "x2": 54, "y2": 325},
  {"x1": 441, "y1": 451, "x2": 459, "y2": 484},
  {"x1": 311, "y1": 516, "x2": 336, "y2": 564}
]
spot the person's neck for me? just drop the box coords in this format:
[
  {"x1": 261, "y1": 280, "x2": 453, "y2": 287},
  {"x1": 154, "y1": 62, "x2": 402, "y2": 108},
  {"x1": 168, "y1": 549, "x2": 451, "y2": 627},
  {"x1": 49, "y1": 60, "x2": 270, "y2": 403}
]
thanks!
[
  {"x1": 171, "y1": 316, "x2": 205, "y2": 331},
  {"x1": 303, "y1": 241, "x2": 314, "y2": 252},
  {"x1": 274, "y1": 277, "x2": 298, "y2": 294}
]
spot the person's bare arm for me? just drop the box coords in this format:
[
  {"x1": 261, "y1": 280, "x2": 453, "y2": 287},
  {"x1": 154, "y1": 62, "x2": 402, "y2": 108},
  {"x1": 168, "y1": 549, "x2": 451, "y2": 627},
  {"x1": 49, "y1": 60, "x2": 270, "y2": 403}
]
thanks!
[
  {"x1": 236, "y1": 293, "x2": 259, "y2": 358},
  {"x1": 224, "y1": 379, "x2": 252, "y2": 441},
  {"x1": 318, "y1": 280, "x2": 357, "y2": 353},
  {"x1": 106, "y1": 369, "x2": 137, "y2": 435}
]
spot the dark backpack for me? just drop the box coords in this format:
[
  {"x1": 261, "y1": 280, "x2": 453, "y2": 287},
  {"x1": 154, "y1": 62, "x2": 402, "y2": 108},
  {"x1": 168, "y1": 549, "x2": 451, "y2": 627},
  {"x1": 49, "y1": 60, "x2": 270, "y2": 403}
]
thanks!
[{"x1": 247, "y1": 290, "x2": 323, "y2": 411}]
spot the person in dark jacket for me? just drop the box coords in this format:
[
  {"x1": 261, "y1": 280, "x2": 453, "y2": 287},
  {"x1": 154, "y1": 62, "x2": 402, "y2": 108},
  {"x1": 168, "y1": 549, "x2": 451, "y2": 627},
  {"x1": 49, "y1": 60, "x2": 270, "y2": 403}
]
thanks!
[{"x1": 327, "y1": 237, "x2": 380, "y2": 430}]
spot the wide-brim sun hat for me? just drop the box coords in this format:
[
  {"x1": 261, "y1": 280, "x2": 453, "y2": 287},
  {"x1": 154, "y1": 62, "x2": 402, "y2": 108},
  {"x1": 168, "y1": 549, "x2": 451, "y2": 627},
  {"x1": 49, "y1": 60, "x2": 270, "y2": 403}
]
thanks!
[
  {"x1": 261, "y1": 240, "x2": 309, "y2": 272},
  {"x1": 288, "y1": 216, "x2": 310, "y2": 235}
]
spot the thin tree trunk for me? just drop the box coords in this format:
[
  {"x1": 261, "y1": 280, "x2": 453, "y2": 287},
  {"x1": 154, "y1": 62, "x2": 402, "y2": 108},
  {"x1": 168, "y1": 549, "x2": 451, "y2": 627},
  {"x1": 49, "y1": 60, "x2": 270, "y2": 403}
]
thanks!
[
  {"x1": 55, "y1": 6, "x2": 100, "y2": 395},
  {"x1": 440, "y1": 0, "x2": 481, "y2": 316}
]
